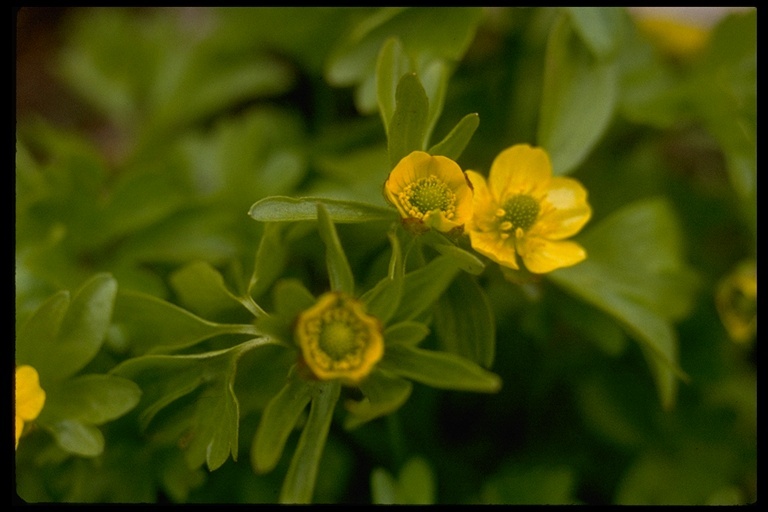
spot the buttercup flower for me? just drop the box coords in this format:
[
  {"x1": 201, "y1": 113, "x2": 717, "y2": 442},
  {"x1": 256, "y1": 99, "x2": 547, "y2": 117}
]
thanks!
[
  {"x1": 384, "y1": 151, "x2": 473, "y2": 233},
  {"x1": 467, "y1": 144, "x2": 591, "y2": 274},
  {"x1": 15, "y1": 365, "x2": 46, "y2": 449},
  {"x1": 716, "y1": 259, "x2": 757, "y2": 344},
  {"x1": 295, "y1": 292, "x2": 384, "y2": 384}
]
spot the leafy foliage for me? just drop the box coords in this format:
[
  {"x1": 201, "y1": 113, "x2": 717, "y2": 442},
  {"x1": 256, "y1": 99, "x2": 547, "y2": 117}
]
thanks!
[{"x1": 15, "y1": 6, "x2": 755, "y2": 505}]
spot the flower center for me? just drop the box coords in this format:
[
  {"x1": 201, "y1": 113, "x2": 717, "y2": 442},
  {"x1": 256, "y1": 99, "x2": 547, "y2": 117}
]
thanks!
[
  {"x1": 399, "y1": 175, "x2": 456, "y2": 220},
  {"x1": 497, "y1": 194, "x2": 540, "y2": 233},
  {"x1": 318, "y1": 315, "x2": 365, "y2": 361},
  {"x1": 295, "y1": 293, "x2": 384, "y2": 383}
]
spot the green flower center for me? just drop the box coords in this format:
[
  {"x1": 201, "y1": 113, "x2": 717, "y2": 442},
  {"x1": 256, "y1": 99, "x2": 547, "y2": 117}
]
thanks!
[
  {"x1": 498, "y1": 194, "x2": 540, "y2": 232},
  {"x1": 399, "y1": 175, "x2": 456, "y2": 219},
  {"x1": 318, "y1": 319, "x2": 364, "y2": 360}
]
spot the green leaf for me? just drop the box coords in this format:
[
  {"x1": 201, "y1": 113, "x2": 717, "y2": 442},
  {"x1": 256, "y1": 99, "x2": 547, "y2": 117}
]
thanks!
[
  {"x1": 360, "y1": 229, "x2": 406, "y2": 324},
  {"x1": 325, "y1": 7, "x2": 483, "y2": 114},
  {"x1": 384, "y1": 321, "x2": 430, "y2": 347},
  {"x1": 482, "y1": 465, "x2": 576, "y2": 504},
  {"x1": 48, "y1": 419, "x2": 105, "y2": 458},
  {"x1": 424, "y1": 233, "x2": 485, "y2": 275},
  {"x1": 390, "y1": 255, "x2": 461, "y2": 323},
  {"x1": 433, "y1": 272, "x2": 495, "y2": 367},
  {"x1": 376, "y1": 37, "x2": 411, "y2": 134},
  {"x1": 317, "y1": 203, "x2": 355, "y2": 294},
  {"x1": 249, "y1": 222, "x2": 289, "y2": 300},
  {"x1": 379, "y1": 344, "x2": 501, "y2": 393},
  {"x1": 564, "y1": 7, "x2": 624, "y2": 59},
  {"x1": 249, "y1": 196, "x2": 396, "y2": 223},
  {"x1": 170, "y1": 261, "x2": 252, "y2": 320},
  {"x1": 344, "y1": 369, "x2": 412, "y2": 429},
  {"x1": 39, "y1": 374, "x2": 141, "y2": 426},
  {"x1": 549, "y1": 197, "x2": 699, "y2": 408},
  {"x1": 388, "y1": 73, "x2": 430, "y2": 167},
  {"x1": 112, "y1": 290, "x2": 259, "y2": 355},
  {"x1": 280, "y1": 381, "x2": 342, "y2": 504},
  {"x1": 252, "y1": 366, "x2": 314, "y2": 473},
  {"x1": 15, "y1": 291, "x2": 69, "y2": 377},
  {"x1": 16, "y1": 273, "x2": 117, "y2": 383},
  {"x1": 112, "y1": 339, "x2": 270, "y2": 470},
  {"x1": 372, "y1": 456, "x2": 436, "y2": 504},
  {"x1": 185, "y1": 378, "x2": 241, "y2": 471},
  {"x1": 538, "y1": 14, "x2": 618, "y2": 175},
  {"x1": 257, "y1": 279, "x2": 317, "y2": 346},
  {"x1": 428, "y1": 112, "x2": 479, "y2": 160}
]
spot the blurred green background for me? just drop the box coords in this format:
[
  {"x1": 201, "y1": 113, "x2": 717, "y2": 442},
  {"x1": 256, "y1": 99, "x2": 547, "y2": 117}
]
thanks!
[{"x1": 15, "y1": 7, "x2": 755, "y2": 504}]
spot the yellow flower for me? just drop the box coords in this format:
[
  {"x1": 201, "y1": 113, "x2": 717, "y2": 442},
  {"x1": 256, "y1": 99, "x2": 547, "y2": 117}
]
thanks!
[
  {"x1": 716, "y1": 259, "x2": 757, "y2": 344},
  {"x1": 467, "y1": 144, "x2": 591, "y2": 274},
  {"x1": 633, "y1": 15, "x2": 710, "y2": 59},
  {"x1": 15, "y1": 365, "x2": 46, "y2": 449},
  {"x1": 295, "y1": 292, "x2": 384, "y2": 384},
  {"x1": 629, "y1": 7, "x2": 753, "y2": 60},
  {"x1": 384, "y1": 151, "x2": 473, "y2": 234}
]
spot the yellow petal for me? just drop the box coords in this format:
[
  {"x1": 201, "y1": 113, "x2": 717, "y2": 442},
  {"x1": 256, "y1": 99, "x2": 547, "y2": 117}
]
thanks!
[
  {"x1": 469, "y1": 230, "x2": 519, "y2": 269},
  {"x1": 466, "y1": 170, "x2": 499, "y2": 231},
  {"x1": 16, "y1": 416, "x2": 24, "y2": 449},
  {"x1": 518, "y1": 237, "x2": 587, "y2": 274},
  {"x1": 536, "y1": 176, "x2": 592, "y2": 239},
  {"x1": 15, "y1": 365, "x2": 46, "y2": 422},
  {"x1": 384, "y1": 151, "x2": 473, "y2": 232},
  {"x1": 489, "y1": 144, "x2": 552, "y2": 200}
]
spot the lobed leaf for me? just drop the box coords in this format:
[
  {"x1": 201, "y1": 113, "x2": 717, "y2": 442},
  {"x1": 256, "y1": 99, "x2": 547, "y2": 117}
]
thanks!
[
  {"x1": 112, "y1": 290, "x2": 259, "y2": 355},
  {"x1": 279, "y1": 381, "x2": 342, "y2": 504},
  {"x1": 39, "y1": 374, "x2": 141, "y2": 426},
  {"x1": 251, "y1": 366, "x2": 315, "y2": 473},
  {"x1": 170, "y1": 261, "x2": 253, "y2": 320},
  {"x1": 16, "y1": 273, "x2": 117, "y2": 383}
]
